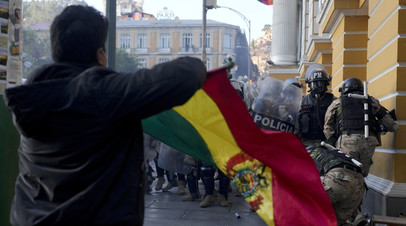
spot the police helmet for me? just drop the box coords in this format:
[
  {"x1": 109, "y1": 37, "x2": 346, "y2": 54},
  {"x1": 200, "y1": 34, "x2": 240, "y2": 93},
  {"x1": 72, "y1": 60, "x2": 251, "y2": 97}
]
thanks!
[
  {"x1": 284, "y1": 78, "x2": 303, "y2": 89},
  {"x1": 304, "y1": 64, "x2": 331, "y2": 84},
  {"x1": 339, "y1": 77, "x2": 363, "y2": 95}
]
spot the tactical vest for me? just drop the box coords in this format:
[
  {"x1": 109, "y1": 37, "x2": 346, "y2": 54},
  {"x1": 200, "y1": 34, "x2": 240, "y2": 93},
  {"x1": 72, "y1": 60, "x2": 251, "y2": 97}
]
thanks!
[
  {"x1": 308, "y1": 147, "x2": 359, "y2": 176},
  {"x1": 337, "y1": 95, "x2": 376, "y2": 135},
  {"x1": 299, "y1": 92, "x2": 335, "y2": 140}
]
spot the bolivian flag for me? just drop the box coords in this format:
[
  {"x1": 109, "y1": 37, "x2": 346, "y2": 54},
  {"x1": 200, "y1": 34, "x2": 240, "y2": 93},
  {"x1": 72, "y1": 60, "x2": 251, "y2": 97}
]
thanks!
[
  {"x1": 142, "y1": 67, "x2": 336, "y2": 226},
  {"x1": 258, "y1": 0, "x2": 273, "y2": 5}
]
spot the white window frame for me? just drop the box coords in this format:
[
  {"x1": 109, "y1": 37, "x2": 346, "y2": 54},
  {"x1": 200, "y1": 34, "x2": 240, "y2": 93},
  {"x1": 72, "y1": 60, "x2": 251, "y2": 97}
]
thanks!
[
  {"x1": 158, "y1": 58, "x2": 170, "y2": 64},
  {"x1": 182, "y1": 33, "x2": 193, "y2": 50},
  {"x1": 199, "y1": 33, "x2": 211, "y2": 48},
  {"x1": 206, "y1": 58, "x2": 211, "y2": 70},
  {"x1": 136, "y1": 33, "x2": 148, "y2": 49},
  {"x1": 223, "y1": 33, "x2": 232, "y2": 49},
  {"x1": 138, "y1": 58, "x2": 147, "y2": 68},
  {"x1": 120, "y1": 33, "x2": 131, "y2": 49},
  {"x1": 159, "y1": 33, "x2": 171, "y2": 48}
]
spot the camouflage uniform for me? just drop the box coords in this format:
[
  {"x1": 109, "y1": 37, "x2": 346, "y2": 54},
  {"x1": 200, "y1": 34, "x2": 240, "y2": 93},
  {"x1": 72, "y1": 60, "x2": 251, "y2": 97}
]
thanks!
[
  {"x1": 307, "y1": 146, "x2": 365, "y2": 226},
  {"x1": 321, "y1": 168, "x2": 365, "y2": 225},
  {"x1": 324, "y1": 96, "x2": 398, "y2": 176}
]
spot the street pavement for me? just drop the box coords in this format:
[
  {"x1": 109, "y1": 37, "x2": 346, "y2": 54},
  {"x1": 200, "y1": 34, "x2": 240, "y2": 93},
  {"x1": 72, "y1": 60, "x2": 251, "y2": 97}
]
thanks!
[{"x1": 144, "y1": 175, "x2": 267, "y2": 226}]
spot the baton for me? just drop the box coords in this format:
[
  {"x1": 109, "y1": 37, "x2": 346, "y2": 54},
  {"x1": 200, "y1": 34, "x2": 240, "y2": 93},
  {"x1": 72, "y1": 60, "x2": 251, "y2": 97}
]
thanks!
[{"x1": 321, "y1": 141, "x2": 363, "y2": 167}]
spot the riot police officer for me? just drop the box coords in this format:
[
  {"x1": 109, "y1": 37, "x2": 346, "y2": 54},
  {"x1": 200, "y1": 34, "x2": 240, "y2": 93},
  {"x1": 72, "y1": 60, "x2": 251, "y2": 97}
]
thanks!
[
  {"x1": 298, "y1": 63, "x2": 336, "y2": 147},
  {"x1": 307, "y1": 145, "x2": 365, "y2": 225},
  {"x1": 324, "y1": 77, "x2": 399, "y2": 176},
  {"x1": 281, "y1": 78, "x2": 303, "y2": 127},
  {"x1": 199, "y1": 162, "x2": 230, "y2": 208}
]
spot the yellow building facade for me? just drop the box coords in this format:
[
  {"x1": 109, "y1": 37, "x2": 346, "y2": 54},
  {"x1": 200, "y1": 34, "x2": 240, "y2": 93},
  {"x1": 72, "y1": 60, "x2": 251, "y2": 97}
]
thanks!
[
  {"x1": 116, "y1": 18, "x2": 240, "y2": 70},
  {"x1": 270, "y1": 0, "x2": 405, "y2": 217},
  {"x1": 115, "y1": 17, "x2": 253, "y2": 79}
]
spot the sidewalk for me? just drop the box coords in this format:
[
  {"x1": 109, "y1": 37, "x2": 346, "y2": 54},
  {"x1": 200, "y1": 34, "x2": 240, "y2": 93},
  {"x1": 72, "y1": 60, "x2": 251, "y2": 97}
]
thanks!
[{"x1": 144, "y1": 177, "x2": 267, "y2": 226}]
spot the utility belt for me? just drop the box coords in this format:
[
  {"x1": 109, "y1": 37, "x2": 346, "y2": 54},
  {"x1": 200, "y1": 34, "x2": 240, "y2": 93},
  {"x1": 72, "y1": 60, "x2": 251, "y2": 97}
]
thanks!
[
  {"x1": 341, "y1": 130, "x2": 364, "y2": 136},
  {"x1": 335, "y1": 163, "x2": 362, "y2": 175},
  {"x1": 341, "y1": 130, "x2": 378, "y2": 138}
]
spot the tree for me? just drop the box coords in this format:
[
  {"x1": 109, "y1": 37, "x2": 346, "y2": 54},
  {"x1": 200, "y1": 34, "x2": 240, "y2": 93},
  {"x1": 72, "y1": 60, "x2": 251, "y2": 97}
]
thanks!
[
  {"x1": 23, "y1": 0, "x2": 88, "y2": 26},
  {"x1": 261, "y1": 24, "x2": 272, "y2": 34},
  {"x1": 22, "y1": 29, "x2": 52, "y2": 78},
  {"x1": 115, "y1": 49, "x2": 140, "y2": 73},
  {"x1": 22, "y1": 0, "x2": 95, "y2": 78},
  {"x1": 22, "y1": 1, "x2": 140, "y2": 77}
]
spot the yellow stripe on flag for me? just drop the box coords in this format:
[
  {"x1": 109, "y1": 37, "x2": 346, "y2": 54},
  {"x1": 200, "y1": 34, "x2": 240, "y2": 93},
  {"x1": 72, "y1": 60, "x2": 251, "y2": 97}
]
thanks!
[
  {"x1": 173, "y1": 89, "x2": 239, "y2": 166},
  {"x1": 173, "y1": 89, "x2": 275, "y2": 225}
]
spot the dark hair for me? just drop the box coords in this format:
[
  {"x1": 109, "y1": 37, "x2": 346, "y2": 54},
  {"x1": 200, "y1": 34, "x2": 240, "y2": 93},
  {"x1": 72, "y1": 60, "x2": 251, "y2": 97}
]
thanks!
[{"x1": 50, "y1": 5, "x2": 108, "y2": 64}]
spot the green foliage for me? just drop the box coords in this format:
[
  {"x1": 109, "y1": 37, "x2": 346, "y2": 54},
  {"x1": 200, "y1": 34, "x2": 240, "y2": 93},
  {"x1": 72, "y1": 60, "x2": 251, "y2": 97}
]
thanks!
[
  {"x1": 261, "y1": 24, "x2": 272, "y2": 33},
  {"x1": 22, "y1": 29, "x2": 52, "y2": 78},
  {"x1": 22, "y1": 0, "x2": 97, "y2": 78},
  {"x1": 115, "y1": 49, "x2": 140, "y2": 73},
  {"x1": 22, "y1": 1, "x2": 139, "y2": 77},
  {"x1": 23, "y1": 0, "x2": 88, "y2": 26}
]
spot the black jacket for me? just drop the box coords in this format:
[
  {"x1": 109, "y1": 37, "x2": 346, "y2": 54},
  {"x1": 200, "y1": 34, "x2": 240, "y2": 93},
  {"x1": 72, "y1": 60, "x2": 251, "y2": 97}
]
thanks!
[{"x1": 4, "y1": 57, "x2": 206, "y2": 225}]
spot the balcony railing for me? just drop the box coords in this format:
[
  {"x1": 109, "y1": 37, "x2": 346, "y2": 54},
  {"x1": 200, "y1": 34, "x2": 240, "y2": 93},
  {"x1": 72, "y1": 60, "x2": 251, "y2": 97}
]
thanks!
[
  {"x1": 135, "y1": 48, "x2": 149, "y2": 54},
  {"x1": 157, "y1": 48, "x2": 171, "y2": 53},
  {"x1": 222, "y1": 48, "x2": 235, "y2": 54},
  {"x1": 179, "y1": 47, "x2": 196, "y2": 53},
  {"x1": 199, "y1": 47, "x2": 212, "y2": 53}
]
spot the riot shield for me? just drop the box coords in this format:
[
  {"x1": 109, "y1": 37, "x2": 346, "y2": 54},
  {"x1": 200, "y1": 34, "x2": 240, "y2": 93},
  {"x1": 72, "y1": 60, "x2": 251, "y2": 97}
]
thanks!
[
  {"x1": 250, "y1": 77, "x2": 302, "y2": 133},
  {"x1": 243, "y1": 81, "x2": 259, "y2": 110},
  {"x1": 157, "y1": 143, "x2": 193, "y2": 175}
]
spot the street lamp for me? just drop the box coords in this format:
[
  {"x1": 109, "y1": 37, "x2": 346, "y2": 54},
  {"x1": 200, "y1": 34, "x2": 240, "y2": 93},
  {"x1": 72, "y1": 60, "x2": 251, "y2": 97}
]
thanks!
[
  {"x1": 216, "y1": 6, "x2": 251, "y2": 79},
  {"x1": 202, "y1": 0, "x2": 206, "y2": 65},
  {"x1": 202, "y1": 0, "x2": 217, "y2": 66}
]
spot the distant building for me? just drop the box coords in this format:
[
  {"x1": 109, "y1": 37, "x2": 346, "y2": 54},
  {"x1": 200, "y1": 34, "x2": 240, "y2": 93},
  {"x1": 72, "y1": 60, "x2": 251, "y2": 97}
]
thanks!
[
  {"x1": 103, "y1": 0, "x2": 145, "y2": 18},
  {"x1": 251, "y1": 29, "x2": 272, "y2": 77},
  {"x1": 115, "y1": 7, "x2": 254, "y2": 80}
]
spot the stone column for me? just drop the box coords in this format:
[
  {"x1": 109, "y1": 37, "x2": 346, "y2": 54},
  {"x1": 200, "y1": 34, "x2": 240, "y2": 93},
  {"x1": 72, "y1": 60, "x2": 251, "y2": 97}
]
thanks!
[{"x1": 271, "y1": 0, "x2": 299, "y2": 65}]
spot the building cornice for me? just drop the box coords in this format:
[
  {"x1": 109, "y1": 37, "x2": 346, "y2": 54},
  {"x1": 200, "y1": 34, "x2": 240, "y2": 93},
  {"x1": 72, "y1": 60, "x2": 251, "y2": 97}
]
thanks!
[
  {"x1": 318, "y1": 0, "x2": 368, "y2": 34},
  {"x1": 268, "y1": 65, "x2": 300, "y2": 75},
  {"x1": 305, "y1": 34, "x2": 332, "y2": 62}
]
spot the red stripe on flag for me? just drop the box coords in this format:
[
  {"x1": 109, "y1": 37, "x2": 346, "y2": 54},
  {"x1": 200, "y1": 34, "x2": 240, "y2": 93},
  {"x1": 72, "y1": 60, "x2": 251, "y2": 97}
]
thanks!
[
  {"x1": 203, "y1": 67, "x2": 336, "y2": 226},
  {"x1": 258, "y1": 0, "x2": 273, "y2": 5}
]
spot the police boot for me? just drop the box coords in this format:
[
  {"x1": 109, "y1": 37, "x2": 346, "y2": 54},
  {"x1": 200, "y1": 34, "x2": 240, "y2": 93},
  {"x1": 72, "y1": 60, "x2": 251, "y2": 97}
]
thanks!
[
  {"x1": 177, "y1": 180, "x2": 186, "y2": 195},
  {"x1": 182, "y1": 193, "x2": 194, "y2": 201},
  {"x1": 199, "y1": 195, "x2": 214, "y2": 208},
  {"x1": 162, "y1": 183, "x2": 174, "y2": 192},
  {"x1": 218, "y1": 194, "x2": 229, "y2": 207},
  {"x1": 155, "y1": 177, "x2": 165, "y2": 191},
  {"x1": 182, "y1": 192, "x2": 199, "y2": 201}
]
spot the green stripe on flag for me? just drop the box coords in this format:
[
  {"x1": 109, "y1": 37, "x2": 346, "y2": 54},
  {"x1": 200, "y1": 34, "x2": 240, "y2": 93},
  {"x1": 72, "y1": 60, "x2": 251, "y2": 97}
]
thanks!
[{"x1": 142, "y1": 109, "x2": 215, "y2": 165}]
